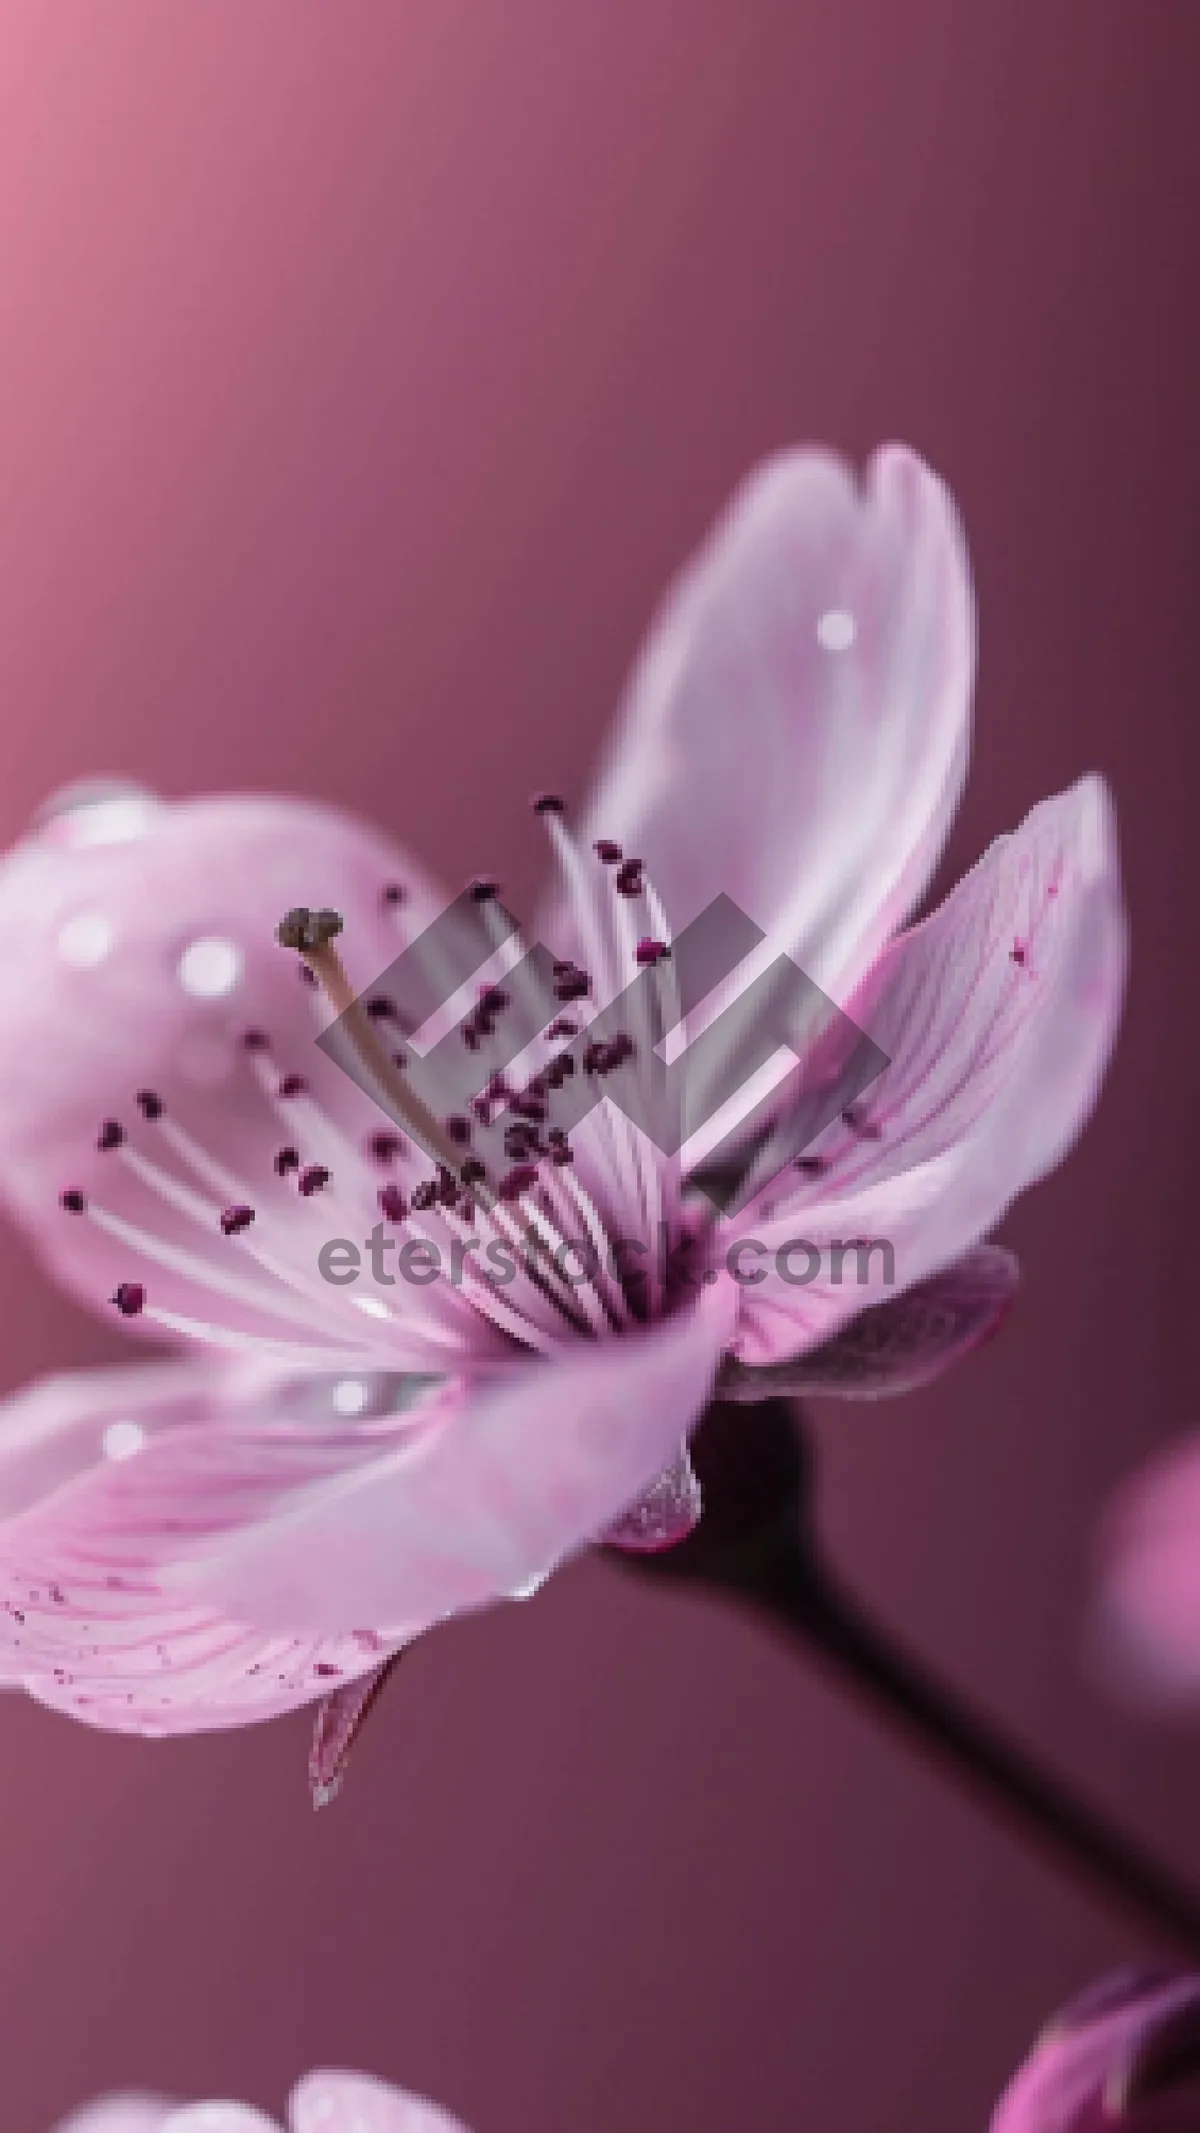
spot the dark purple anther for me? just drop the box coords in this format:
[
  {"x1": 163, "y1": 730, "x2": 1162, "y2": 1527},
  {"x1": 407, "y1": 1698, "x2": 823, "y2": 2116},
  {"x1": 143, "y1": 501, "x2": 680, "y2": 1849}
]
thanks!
[
  {"x1": 445, "y1": 1115, "x2": 471, "y2": 1145},
  {"x1": 460, "y1": 1157, "x2": 487, "y2": 1186},
  {"x1": 97, "y1": 1120, "x2": 124, "y2": 1152},
  {"x1": 367, "y1": 1130, "x2": 405, "y2": 1164},
  {"x1": 60, "y1": 1189, "x2": 86, "y2": 1213},
  {"x1": 510, "y1": 1094, "x2": 546, "y2": 1123},
  {"x1": 220, "y1": 1204, "x2": 255, "y2": 1236},
  {"x1": 478, "y1": 986, "x2": 509, "y2": 1014},
  {"x1": 365, "y1": 994, "x2": 396, "y2": 1021},
  {"x1": 485, "y1": 1073, "x2": 512, "y2": 1104},
  {"x1": 241, "y1": 1028, "x2": 270, "y2": 1051},
  {"x1": 615, "y1": 858, "x2": 644, "y2": 897},
  {"x1": 378, "y1": 1183, "x2": 407, "y2": 1223},
  {"x1": 136, "y1": 1090, "x2": 164, "y2": 1120},
  {"x1": 794, "y1": 1156, "x2": 827, "y2": 1177},
  {"x1": 278, "y1": 1074, "x2": 307, "y2": 1100},
  {"x1": 1011, "y1": 942, "x2": 1028, "y2": 966},
  {"x1": 111, "y1": 1282, "x2": 145, "y2": 1318},
  {"x1": 550, "y1": 1143, "x2": 574, "y2": 1166},
  {"x1": 274, "y1": 1146, "x2": 300, "y2": 1177},
  {"x1": 382, "y1": 882, "x2": 407, "y2": 907},
  {"x1": 504, "y1": 1123, "x2": 538, "y2": 1161},
  {"x1": 468, "y1": 876, "x2": 500, "y2": 904},
  {"x1": 532, "y1": 793, "x2": 564, "y2": 815},
  {"x1": 411, "y1": 1180, "x2": 436, "y2": 1212},
  {"x1": 299, "y1": 1165, "x2": 330, "y2": 1197},
  {"x1": 594, "y1": 840, "x2": 622, "y2": 865},
  {"x1": 635, "y1": 937, "x2": 669, "y2": 965},
  {"x1": 499, "y1": 1164, "x2": 539, "y2": 1201},
  {"x1": 547, "y1": 1017, "x2": 578, "y2": 1039}
]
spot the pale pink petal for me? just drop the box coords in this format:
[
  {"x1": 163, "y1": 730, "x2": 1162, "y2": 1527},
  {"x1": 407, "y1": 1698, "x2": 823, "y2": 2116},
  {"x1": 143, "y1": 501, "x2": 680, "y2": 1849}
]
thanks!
[
  {"x1": 290, "y1": 2072, "x2": 470, "y2": 2133},
  {"x1": 0, "y1": 788, "x2": 461, "y2": 1354},
  {"x1": 545, "y1": 445, "x2": 972, "y2": 1006},
  {"x1": 599, "y1": 1443, "x2": 703, "y2": 1552},
  {"x1": 53, "y1": 2103, "x2": 176, "y2": 2133},
  {"x1": 728, "y1": 778, "x2": 1125, "y2": 1366},
  {"x1": 0, "y1": 1358, "x2": 413, "y2": 1730},
  {"x1": 991, "y1": 1971, "x2": 1200, "y2": 2132},
  {"x1": 718, "y1": 1245, "x2": 1018, "y2": 1401},
  {"x1": 161, "y1": 1285, "x2": 735, "y2": 1635},
  {"x1": 162, "y1": 2109, "x2": 281, "y2": 2132},
  {"x1": 1096, "y1": 1434, "x2": 1200, "y2": 1702}
]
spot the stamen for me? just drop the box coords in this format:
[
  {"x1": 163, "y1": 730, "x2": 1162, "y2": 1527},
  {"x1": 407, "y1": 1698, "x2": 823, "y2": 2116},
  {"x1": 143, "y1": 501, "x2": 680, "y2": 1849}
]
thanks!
[
  {"x1": 635, "y1": 938, "x2": 670, "y2": 966},
  {"x1": 97, "y1": 1120, "x2": 124, "y2": 1152},
  {"x1": 594, "y1": 840, "x2": 622, "y2": 865},
  {"x1": 274, "y1": 1146, "x2": 300, "y2": 1176},
  {"x1": 136, "y1": 1090, "x2": 164, "y2": 1120},
  {"x1": 60, "y1": 1189, "x2": 86, "y2": 1213},
  {"x1": 111, "y1": 1282, "x2": 145, "y2": 1317},
  {"x1": 220, "y1": 1204, "x2": 256, "y2": 1235},
  {"x1": 298, "y1": 1165, "x2": 330, "y2": 1197}
]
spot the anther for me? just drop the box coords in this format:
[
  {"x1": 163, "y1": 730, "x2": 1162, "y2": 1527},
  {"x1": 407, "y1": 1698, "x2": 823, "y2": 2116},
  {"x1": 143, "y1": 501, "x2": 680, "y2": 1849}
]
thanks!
[
  {"x1": 382, "y1": 883, "x2": 407, "y2": 907},
  {"x1": 136, "y1": 1090, "x2": 164, "y2": 1120},
  {"x1": 635, "y1": 937, "x2": 669, "y2": 965},
  {"x1": 111, "y1": 1282, "x2": 145, "y2": 1318},
  {"x1": 365, "y1": 994, "x2": 396, "y2": 1021},
  {"x1": 794, "y1": 1156, "x2": 827, "y2": 1177},
  {"x1": 532, "y1": 793, "x2": 565, "y2": 815},
  {"x1": 467, "y1": 877, "x2": 500, "y2": 904},
  {"x1": 615, "y1": 858, "x2": 644, "y2": 896},
  {"x1": 367, "y1": 1130, "x2": 405, "y2": 1165},
  {"x1": 60, "y1": 1189, "x2": 86, "y2": 1213},
  {"x1": 594, "y1": 840, "x2": 622, "y2": 865},
  {"x1": 411, "y1": 1181, "x2": 436, "y2": 1212},
  {"x1": 378, "y1": 1183, "x2": 407, "y2": 1223},
  {"x1": 1010, "y1": 942, "x2": 1028, "y2": 967},
  {"x1": 298, "y1": 1165, "x2": 330, "y2": 1197},
  {"x1": 97, "y1": 1120, "x2": 124, "y2": 1152},
  {"x1": 276, "y1": 907, "x2": 344, "y2": 954},
  {"x1": 274, "y1": 1146, "x2": 300, "y2": 1177},
  {"x1": 460, "y1": 1157, "x2": 487, "y2": 1186},
  {"x1": 241, "y1": 1029, "x2": 270, "y2": 1052},
  {"x1": 499, "y1": 1165, "x2": 539, "y2": 1201},
  {"x1": 220, "y1": 1204, "x2": 256, "y2": 1236},
  {"x1": 445, "y1": 1115, "x2": 471, "y2": 1145},
  {"x1": 278, "y1": 1073, "x2": 307, "y2": 1100},
  {"x1": 547, "y1": 1017, "x2": 578, "y2": 1039}
]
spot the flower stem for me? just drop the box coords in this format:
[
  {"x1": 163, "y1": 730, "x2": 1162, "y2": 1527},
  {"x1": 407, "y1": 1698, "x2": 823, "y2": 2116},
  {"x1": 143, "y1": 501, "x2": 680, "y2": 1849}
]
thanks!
[{"x1": 617, "y1": 1397, "x2": 1200, "y2": 1956}]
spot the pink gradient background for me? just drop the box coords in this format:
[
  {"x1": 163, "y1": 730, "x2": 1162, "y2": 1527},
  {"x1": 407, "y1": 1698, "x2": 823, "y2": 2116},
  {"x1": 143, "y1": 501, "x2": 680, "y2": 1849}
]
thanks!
[{"x1": 0, "y1": 5, "x2": 1196, "y2": 2129}]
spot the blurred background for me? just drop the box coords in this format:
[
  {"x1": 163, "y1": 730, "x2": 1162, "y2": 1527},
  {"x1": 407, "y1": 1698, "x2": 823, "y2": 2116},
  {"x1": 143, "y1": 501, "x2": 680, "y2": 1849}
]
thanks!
[{"x1": 0, "y1": 5, "x2": 1197, "y2": 2129}]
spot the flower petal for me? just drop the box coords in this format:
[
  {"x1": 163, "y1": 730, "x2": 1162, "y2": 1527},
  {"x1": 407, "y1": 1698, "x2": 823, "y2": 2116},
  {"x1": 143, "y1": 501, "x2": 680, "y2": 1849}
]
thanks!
[
  {"x1": 0, "y1": 1358, "x2": 417, "y2": 1731},
  {"x1": 547, "y1": 445, "x2": 973, "y2": 1005},
  {"x1": 0, "y1": 788, "x2": 458, "y2": 1353},
  {"x1": 53, "y1": 2104, "x2": 176, "y2": 2133},
  {"x1": 990, "y1": 1971, "x2": 1200, "y2": 2133},
  {"x1": 161, "y1": 1285, "x2": 735, "y2": 1636},
  {"x1": 718, "y1": 1245, "x2": 1018, "y2": 1401},
  {"x1": 290, "y1": 2073, "x2": 470, "y2": 2133},
  {"x1": 1096, "y1": 1433, "x2": 1200, "y2": 1702},
  {"x1": 163, "y1": 2111, "x2": 280, "y2": 2133},
  {"x1": 729, "y1": 778, "x2": 1125, "y2": 1366}
]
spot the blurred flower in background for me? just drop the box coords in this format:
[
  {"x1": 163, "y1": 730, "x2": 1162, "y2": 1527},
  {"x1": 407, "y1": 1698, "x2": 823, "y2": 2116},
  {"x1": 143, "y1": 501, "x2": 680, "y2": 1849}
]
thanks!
[
  {"x1": 991, "y1": 1968, "x2": 1200, "y2": 2130},
  {"x1": 56, "y1": 2070, "x2": 468, "y2": 2131},
  {"x1": 0, "y1": 446, "x2": 1125, "y2": 1756},
  {"x1": 1096, "y1": 1432, "x2": 1200, "y2": 1704}
]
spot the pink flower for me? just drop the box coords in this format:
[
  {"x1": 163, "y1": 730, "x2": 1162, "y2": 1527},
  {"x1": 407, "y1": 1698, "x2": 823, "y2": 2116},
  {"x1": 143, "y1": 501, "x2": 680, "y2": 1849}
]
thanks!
[
  {"x1": 0, "y1": 446, "x2": 1125, "y2": 1758},
  {"x1": 991, "y1": 1967, "x2": 1200, "y2": 2130},
  {"x1": 55, "y1": 2071, "x2": 468, "y2": 2131},
  {"x1": 1096, "y1": 1432, "x2": 1200, "y2": 1703}
]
